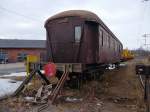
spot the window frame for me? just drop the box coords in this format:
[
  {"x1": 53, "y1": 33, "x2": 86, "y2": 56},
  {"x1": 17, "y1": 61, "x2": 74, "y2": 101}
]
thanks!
[{"x1": 74, "y1": 25, "x2": 82, "y2": 43}]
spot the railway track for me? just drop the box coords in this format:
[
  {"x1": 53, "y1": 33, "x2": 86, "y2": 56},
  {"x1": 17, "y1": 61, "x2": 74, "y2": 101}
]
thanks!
[
  {"x1": 138, "y1": 75, "x2": 150, "y2": 112},
  {"x1": 139, "y1": 75, "x2": 145, "y2": 89}
]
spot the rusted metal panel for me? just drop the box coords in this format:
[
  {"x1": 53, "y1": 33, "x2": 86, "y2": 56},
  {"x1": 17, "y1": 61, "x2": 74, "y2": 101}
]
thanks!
[
  {"x1": 50, "y1": 65, "x2": 69, "y2": 104},
  {"x1": 83, "y1": 22, "x2": 99, "y2": 64},
  {"x1": 45, "y1": 10, "x2": 122, "y2": 44},
  {"x1": 46, "y1": 17, "x2": 84, "y2": 63},
  {"x1": 45, "y1": 10, "x2": 123, "y2": 69},
  {"x1": 45, "y1": 10, "x2": 100, "y2": 26}
]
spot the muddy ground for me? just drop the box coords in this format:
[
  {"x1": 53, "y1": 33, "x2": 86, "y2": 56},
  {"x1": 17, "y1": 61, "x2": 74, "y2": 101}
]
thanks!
[{"x1": 0, "y1": 58, "x2": 147, "y2": 112}]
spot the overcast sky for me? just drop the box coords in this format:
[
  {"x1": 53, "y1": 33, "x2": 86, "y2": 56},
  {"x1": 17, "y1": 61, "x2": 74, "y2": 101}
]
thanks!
[{"x1": 0, "y1": 0, "x2": 150, "y2": 49}]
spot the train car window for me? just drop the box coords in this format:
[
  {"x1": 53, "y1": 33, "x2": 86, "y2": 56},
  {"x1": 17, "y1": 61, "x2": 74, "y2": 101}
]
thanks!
[
  {"x1": 119, "y1": 45, "x2": 122, "y2": 52},
  {"x1": 75, "y1": 26, "x2": 81, "y2": 42},
  {"x1": 104, "y1": 33, "x2": 107, "y2": 47},
  {"x1": 115, "y1": 41, "x2": 118, "y2": 52},
  {"x1": 99, "y1": 30, "x2": 103, "y2": 46},
  {"x1": 106, "y1": 35, "x2": 109, "y2": 47},
  {"x1": 115, "y1": 41, "x2": 117, "y2": 51},
  {"x1": 108, "y1": 36, "x2": 111, "y2": 48},
  {"x1": 101, "y1": 31, "x2": 104, "y2": 46},
  {"x1": 106, "y1": 35, "x2": 108, "y2": 47},
  {"x1": 103, "y1": 32, "x2": 108, "y2": 47},
  {"x1": 117, "y1": 43, "x2": 119, "y2": 52},
  {"x1": 118, "y1": 44, "x2": 120, "y2": 52},
  {"x1": 114, "y1": 39, "x2": 115, "y2": 51}
]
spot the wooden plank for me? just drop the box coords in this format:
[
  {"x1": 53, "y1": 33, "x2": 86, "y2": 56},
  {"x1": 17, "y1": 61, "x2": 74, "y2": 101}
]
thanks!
[
  {"x1": 12, "y1": 70, "x2": 36, "y2": 96},
  {"x1": 50, "y1": 65, "x2": 69, "y2": 104}
]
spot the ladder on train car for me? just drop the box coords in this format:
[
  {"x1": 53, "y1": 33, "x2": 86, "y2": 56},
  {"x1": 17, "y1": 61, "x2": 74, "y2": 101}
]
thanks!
[{"x1": 50, "y1": 65, "x2": 69, "y2": 104}]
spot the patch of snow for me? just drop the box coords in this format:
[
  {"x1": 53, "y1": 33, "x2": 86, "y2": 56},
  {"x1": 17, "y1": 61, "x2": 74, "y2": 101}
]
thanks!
[
  {"x1": 108, "y1": 64, "x2": 116, "y2": 70},
  {"x1": 0, "y1": 78, "x2": 22, "y2": 97},
  {"x1": 65, "y1": 97, "x2": 83, "y2": 103},
  {"x1": 1, "y1": 72, "x2": 26, "y2": 77},
  {"x1": 24, "y1": 96, "x2": 34, "y2": 102},
  {"x1": 119, "y1": 63, "x2": 126, "y2": 67},
  {"x1": 108, "y1": 66, "x2": 116, "y2": 70}
]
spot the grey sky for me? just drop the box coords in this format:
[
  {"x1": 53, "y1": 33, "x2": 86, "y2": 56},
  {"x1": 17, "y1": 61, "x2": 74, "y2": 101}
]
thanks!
[{"x1": 0, "y1": 0, "x2": 150, "y2": 49}]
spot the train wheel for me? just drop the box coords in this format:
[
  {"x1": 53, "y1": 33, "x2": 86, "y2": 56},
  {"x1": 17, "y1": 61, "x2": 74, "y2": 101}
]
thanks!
[
  {"x1": 95, "y1": 72, "x2": 100, "y2": 80},
  {"x1": 68, "y1": 73, "x2": 81, "y2": 89},
  {"x1": 93, "y1": 71, "x2": 102, "y2": 81}
]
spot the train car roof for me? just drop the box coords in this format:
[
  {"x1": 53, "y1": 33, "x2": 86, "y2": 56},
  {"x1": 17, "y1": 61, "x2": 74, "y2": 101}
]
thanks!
[
  {"x1": 45, "y1": 10, "x2": 100, "y2": 24},
  {"x1": 45, "y1": 10, "x2": 122, "y2": 44}
]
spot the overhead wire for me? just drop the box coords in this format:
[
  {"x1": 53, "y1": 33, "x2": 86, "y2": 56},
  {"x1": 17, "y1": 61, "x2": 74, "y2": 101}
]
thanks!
[
  {"x1": 0, "y1": 5, "x2": 42, "y2": 22},
  {"x1": 0, "y1": 5, "x2": 44, "y2": 39}
]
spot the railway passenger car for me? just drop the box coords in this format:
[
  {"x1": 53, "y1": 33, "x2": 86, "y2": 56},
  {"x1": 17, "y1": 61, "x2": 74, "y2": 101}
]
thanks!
[{"x1": 45, "y1": 10, "x2": 123, "y2": 73}]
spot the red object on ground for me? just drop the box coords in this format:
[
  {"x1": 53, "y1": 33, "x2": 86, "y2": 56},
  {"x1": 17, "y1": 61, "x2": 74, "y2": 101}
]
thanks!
[{"x1": 44, "y1": 62, "x2": 56, "y2": 77}]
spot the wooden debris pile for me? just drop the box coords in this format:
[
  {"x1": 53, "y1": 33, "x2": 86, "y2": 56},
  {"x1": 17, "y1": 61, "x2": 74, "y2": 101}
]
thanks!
[{"x1": 24, "y1": 84, "x2": 52, "y2": 104}]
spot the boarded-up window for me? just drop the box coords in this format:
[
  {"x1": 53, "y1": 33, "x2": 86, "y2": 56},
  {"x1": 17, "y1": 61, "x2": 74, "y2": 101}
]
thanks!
[{"x1": 75, "y1": 26, "x2": 81, "y2": 42}]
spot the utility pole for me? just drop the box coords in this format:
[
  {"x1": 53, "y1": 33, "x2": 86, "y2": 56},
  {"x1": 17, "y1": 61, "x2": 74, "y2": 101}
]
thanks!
[
  {"x1": 142, "y1": 34, "x2": 150, "y2": 51},
  {"x1": 142, "y1": 33, "x2": 150, "y2": 112},
  {"x1": 140, "y1": 1, "x2": 150, "y2": 112},
  {"x1": 141, "y1": 0, "x2": 150, "y2": 49}
]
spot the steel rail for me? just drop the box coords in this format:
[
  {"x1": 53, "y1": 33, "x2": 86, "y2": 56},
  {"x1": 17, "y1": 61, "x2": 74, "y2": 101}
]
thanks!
[{"x1": 139, "y1": 75, "x2": 145, "y2": 89}]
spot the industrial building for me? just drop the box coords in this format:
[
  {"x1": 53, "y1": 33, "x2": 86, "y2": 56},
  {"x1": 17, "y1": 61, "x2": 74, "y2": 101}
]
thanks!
[{"x1": 0, "y1": 39, "x2": 46, "y2": 63}]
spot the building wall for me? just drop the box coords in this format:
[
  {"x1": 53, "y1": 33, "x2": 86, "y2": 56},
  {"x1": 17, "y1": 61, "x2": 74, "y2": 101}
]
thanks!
[{"x1": 0, "y1": 48, "x2": 46, "y2": 62}]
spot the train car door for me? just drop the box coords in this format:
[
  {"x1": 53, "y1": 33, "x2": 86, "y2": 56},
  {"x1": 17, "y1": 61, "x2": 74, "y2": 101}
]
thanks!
[
  {"x1": 84, "y1": 21, "x2": 99, "y2": 64},
  {"x1": 46, "y1": 18, "x2": 74, "y2": 63}
]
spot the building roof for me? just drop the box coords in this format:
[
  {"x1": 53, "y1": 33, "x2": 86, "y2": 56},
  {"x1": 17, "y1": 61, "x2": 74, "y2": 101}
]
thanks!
[{"x1": 0, "y1": 39, "x2": 46, "y2": 49}]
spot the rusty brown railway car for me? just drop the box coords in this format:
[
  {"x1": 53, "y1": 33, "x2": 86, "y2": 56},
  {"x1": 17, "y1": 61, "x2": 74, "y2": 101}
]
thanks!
[{"x1": 45, "y1": 10, "x2": 123, "y2": 73}]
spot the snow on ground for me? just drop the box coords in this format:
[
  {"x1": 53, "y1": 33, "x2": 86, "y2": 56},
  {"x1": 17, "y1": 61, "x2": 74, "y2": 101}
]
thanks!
[
  {"x1": 0, "y1": 72, "x2": 26, "y2": 97},
  {"x1": 0, "y1": 72, "x2": 26, "y2": 77},
  {"x1": 119, "y1": 63, "x2": 127, "y2": 67},
  {"x1": 0, "y1": 78, "x2": 22, "y2": 97},
  {"x1": 108, "y1": 64, "x2": 116, "y2": 70},
  {"x1": 108, "y1": 66, "x2": 116, "y2": 70},
  {"x1": 108, "y1": 63, "x2": 127, "y2": 70},
  {"x1": 0, "y1": 71, "x2": 44, "y2": 97}
]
